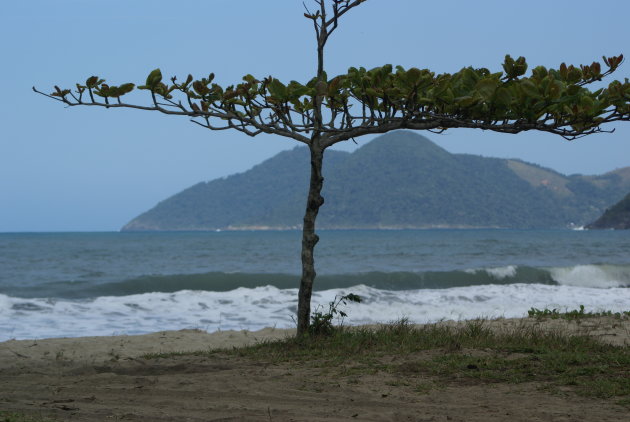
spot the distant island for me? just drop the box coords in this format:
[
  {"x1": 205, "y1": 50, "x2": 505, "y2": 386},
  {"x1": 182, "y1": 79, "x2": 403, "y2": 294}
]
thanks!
[
  {"x1": 122, "y1": 131, "x2": 630, "y2": 231},
  {"x1": 587, "y1": 193, "x2": 630, "y2": 230}
]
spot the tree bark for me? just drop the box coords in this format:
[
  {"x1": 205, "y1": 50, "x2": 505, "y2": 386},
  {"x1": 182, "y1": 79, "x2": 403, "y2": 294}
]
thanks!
[{"x1": 297, "y1": 142, "x2": 325, "y2": 336}]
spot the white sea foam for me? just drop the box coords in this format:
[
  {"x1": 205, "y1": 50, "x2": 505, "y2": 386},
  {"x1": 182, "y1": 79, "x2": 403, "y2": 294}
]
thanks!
[
  {"x1": 486, "y1": 265, "x2": 518, "y2": 279},
  {"x1": 465, "y1": 265, "x2": 517, "y2": 280},
  {"x1": 550, "y1": 265, "x2": 630, "y2": 288},
  {"x1": 1, "y1": 283, "x2": 629, "y2": 341}
]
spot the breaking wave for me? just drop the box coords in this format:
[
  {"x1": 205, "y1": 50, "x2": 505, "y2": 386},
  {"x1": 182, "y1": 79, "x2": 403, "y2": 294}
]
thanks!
[
  {"x1": 2, "y1": 282, "x2": 629, "y2": 341},
  {"x1": 4, "y1": 264, "x2": 628, "y2": 300}
]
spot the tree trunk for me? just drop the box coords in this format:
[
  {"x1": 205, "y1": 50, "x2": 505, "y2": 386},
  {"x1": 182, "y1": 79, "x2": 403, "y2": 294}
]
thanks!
[{"x1": 297, "y1": 143, "x2": 325, "y2": 336}]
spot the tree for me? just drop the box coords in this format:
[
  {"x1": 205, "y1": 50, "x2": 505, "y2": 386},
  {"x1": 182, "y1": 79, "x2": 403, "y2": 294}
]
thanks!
[{"x1": 35, "y1": 0, "x2": 630, "y2": 336}]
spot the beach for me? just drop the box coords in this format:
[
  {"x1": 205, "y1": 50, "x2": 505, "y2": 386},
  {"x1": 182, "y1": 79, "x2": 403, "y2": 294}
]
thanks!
[
  {"x1": 1, "y1": 317, "x2": 629, "y2": 421},
  {"x1": 2, "y1": 232, "x2": 630, "y2": 420}
]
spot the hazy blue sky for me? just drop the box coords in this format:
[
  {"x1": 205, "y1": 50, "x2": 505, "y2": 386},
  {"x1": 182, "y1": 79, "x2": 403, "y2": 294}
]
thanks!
[{"x1": 2, "y1": 0, "x2": 629, "y2": 232}]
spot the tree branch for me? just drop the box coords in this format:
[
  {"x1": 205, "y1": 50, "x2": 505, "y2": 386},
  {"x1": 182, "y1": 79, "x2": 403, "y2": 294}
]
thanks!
[
  {"x1": 325, "y1": 0, "x2": 366, "y2": 38},
  {"x1": 33, "y1": 86, "x2": 311, "y2": 144},
  {"x1": 35, "y1": 43, "x2": 628, "y2": 152}
]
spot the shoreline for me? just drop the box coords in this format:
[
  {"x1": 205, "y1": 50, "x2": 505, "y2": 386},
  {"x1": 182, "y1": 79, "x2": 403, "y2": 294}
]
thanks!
[{"x1": 2, "y1": 316, "x2": 628, "y2": 371}]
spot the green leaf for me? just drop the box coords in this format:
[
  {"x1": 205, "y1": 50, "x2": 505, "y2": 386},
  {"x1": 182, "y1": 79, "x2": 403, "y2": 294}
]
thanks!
[
  {"x1": 455, "y1": 95, "x2": 477, "y2": 108},
  {"x1": 502, "y1": 54, "x2": 515, "y2": 76},
  {"x1": 567, "y1": 67, "x2": 582, "y2": 84},
  {"x1": 107, "y1": 86, "x2": 122, "y2": 98},
  {"x1": 432, "y1": 75, "x2": 451, "y2": 96},
  {"x1": 94, "y1": 84, "x2": 110, "y2": 97},
  {"x1": 513, "y1": 56, "x2": 528, "y2": 77},
  {"x1": 145, "y1": 68, "x2": 162, "y2": 88},
  {"x1": 567, "y1": 85, "x2": 581, "y2": 96},
  {"x1": 287, "y1": 80, "x2": 309, "y2": 98},
  {"x1": 406, "y1": 67, "x2": 422, "y2": 86},
  {"x1": 458, "y1": 67, "x2": 478, "y2": 90},
  {"x1": 242, "y1": 74, "x2": 258, "y2": 84},
  {"x1": 494, "y1": 87, "x2": 512, "y2": 107},
  {"x1": 475, "y1": 78, "x2": 498, "y2": 100},
  {"x1": 327, "y1": 76, "x2": 343, "y2": 96},
  {"x1": 193, "y1": 80, "x2": 210, "y2": 96},
  {"x1": 501, "y1": 55, "x2": 526, "y2": 79},
  {"x1": 580, "y1": 95, "x2": 594, "y2": 110},
  {"x1": 118, "y1": 83, "x2": 135, "y2": 95},
  {"x1": 86, "y1": 76, "x2": 100, "y2": 88},
  {"x1": 519, "y1": 79, "x2": 541, "y2": 99},
  {"x1": 546, "y1": 80, "x2": 563, "y2": 100},
  {"x1": 268, "y1": 78, "x2": 287, "y2": 100},
  {"x1": 366, "y1": 87, "x2": 379, "y2": 97},
  {"x1": 51, "y1": 86, "x2": 71, "y2": 97},
  {"x1": 532, "y1": 66, "x2": 548, "y2": 80}
]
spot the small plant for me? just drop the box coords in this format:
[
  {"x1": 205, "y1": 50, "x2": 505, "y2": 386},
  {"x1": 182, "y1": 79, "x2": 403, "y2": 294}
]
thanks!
[
  {"x1": 462, "y1": 319, "x2": 491, "y2": 338},
  {"x1": 309, "y1": 293, "x2": 361, "y2": 337},
  {"x1": 528, "y1": 305, "x2": 630, "y2": 321}
]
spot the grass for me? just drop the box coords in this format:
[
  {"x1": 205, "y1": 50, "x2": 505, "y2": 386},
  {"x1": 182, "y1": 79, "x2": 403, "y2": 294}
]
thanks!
[
  {"x1": 0, "y1": 412, "x2": 58, "y2": 422},
  {"x1": 142, "y1": 314, "x2": 630, "y2": 406}
]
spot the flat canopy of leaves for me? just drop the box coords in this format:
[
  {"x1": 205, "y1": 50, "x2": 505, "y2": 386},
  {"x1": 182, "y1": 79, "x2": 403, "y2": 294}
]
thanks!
[{"x1": 39, "y1": 54, "x2": 630, "y2": 146}]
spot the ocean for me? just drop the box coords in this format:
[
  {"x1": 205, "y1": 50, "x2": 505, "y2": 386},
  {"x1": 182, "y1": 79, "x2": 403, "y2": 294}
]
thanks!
[{"x1": 1, "y1": 229, "x2": 629, "y2": 341}]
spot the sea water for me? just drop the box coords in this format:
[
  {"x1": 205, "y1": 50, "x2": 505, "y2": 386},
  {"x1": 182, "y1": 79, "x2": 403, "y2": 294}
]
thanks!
[{"x1": 1, "y1": 230, "x2": 629, "y2": 341}]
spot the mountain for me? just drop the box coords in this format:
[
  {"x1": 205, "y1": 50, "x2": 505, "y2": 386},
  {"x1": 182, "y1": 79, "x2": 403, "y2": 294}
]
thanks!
[
  {"x1": 122, "y1": 131, "x2": 630, "y2": 231},
  {"x1": 586, "y1": 193, "x2": 630, "y2": 229}
]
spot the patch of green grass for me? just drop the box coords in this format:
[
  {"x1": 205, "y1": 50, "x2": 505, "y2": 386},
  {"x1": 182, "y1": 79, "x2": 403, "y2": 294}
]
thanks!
[
  {"x1": 616, "y1": 396, "x2": 630, "y2": 407},
  {"x1": 231, "y1": 319, "x2": 492, "y2": 363},
  {"x1": 421, "y1": 343, "x2": 630, "y2": 399},
  {"x1": 0, "y1": 412, "x2": 58, "y2": 422},
  {"x1": 141, "y1": 318, "x2": 630, "y2": 405},
  {"x1": 232, "y1": 319, "x2": 630, "y2": 404},
  {"x1": 528, "y1": 304, "x2": 630, "y2": 321}
]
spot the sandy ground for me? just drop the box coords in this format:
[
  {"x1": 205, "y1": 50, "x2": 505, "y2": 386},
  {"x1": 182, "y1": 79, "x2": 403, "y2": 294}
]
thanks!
[{"x1": 1, "y1": 318, "x2": 629, "y2": 421}]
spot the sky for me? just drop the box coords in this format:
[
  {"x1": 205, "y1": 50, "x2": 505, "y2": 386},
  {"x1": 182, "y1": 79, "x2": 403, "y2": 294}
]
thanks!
[{"x1": 1, "y1": 0, "x2": 629, "y2": 232}]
